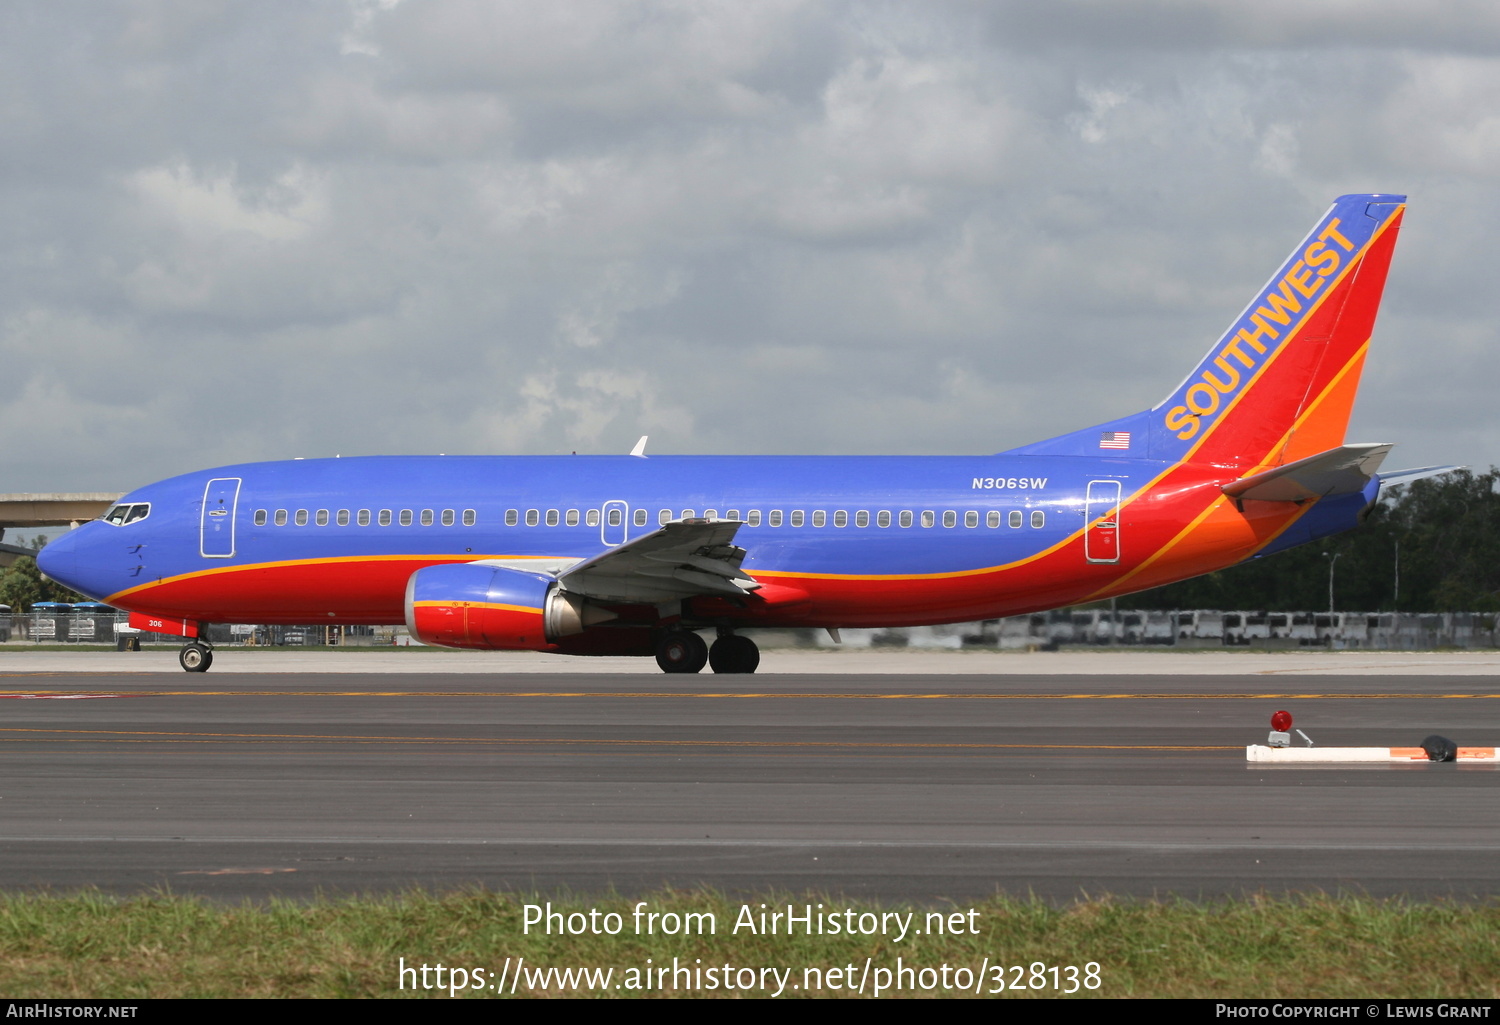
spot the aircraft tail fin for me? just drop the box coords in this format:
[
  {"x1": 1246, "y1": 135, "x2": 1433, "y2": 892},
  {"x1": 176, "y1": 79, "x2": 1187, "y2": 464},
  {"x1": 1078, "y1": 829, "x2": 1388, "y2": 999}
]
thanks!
[{"x1": 1005, "y1": 195, "x2": 1406, "y2": 468}]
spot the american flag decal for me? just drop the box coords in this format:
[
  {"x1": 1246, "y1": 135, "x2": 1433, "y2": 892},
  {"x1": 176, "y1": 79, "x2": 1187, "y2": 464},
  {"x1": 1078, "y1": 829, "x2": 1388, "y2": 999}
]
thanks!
[{"x1": 1099, "y1": 431, "x2": 1131, "y2": 450}]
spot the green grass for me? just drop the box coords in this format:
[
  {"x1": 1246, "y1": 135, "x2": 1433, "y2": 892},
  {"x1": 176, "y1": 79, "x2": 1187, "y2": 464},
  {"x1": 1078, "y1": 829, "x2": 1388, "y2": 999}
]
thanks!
[{"x1": 1, "y1": 890, "x2": 1496, "y2": 998}]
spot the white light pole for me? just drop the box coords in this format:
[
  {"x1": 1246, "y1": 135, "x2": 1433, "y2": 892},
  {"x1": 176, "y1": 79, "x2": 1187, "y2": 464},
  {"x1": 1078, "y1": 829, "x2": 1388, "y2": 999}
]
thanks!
[{"x1": 1323, "y1": 551, "x2": 1342, "y2": 614}]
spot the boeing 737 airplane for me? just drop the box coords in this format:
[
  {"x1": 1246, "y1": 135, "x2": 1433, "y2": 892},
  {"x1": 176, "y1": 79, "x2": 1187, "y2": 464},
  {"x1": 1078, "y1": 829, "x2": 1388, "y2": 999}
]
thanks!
[{"x1": 39, "y1": 193, "x2": 1451, "y2": 673}]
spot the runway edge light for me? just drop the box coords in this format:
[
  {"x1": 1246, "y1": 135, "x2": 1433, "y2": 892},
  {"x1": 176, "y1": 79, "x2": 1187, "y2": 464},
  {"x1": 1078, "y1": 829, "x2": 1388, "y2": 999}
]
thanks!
[{"x1": 1268, "y1": 709, "x2": 1292, "y2": 747}]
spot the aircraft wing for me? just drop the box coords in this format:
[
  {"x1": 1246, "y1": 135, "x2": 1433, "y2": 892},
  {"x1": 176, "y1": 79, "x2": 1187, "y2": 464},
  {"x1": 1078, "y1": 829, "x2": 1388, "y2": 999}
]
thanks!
[
  {"x1": 1223, "y1": 444, "x2": 1392, "y2": 503},
  {"x1": 556, "y1": 519, "x2": 761, "y2": 604}
]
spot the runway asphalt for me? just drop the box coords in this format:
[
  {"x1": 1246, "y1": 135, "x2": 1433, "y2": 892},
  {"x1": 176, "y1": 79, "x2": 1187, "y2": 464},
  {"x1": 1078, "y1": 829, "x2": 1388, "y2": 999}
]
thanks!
[{"x1": 1, "y1": 649, "x2": 1497, "y2": 901}]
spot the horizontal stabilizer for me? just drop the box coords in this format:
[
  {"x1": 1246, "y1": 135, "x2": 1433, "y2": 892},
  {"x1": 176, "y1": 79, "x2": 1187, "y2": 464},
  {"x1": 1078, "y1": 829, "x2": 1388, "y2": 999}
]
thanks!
[
  {"x1": 1223, "y1": 443, "x2": 1392, "y2": 503},
  {"x1": 1377, "y1": 464, "x2": 1465, "y2": 492},
  {"x1": 559, "y1": 518, "x2": 759, "y2": 603}
]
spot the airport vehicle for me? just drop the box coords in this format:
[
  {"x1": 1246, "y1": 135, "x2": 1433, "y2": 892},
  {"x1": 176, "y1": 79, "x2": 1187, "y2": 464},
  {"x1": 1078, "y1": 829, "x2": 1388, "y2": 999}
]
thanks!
[{"x1": 38, "y1": 194, "x2": 1449, "y2": 674}]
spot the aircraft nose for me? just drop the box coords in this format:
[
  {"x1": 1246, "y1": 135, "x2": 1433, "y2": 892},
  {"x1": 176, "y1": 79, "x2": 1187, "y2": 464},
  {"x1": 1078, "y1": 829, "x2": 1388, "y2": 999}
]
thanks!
[{"x1": 35, "y1": 531, "x2": 79, "y2": 590}]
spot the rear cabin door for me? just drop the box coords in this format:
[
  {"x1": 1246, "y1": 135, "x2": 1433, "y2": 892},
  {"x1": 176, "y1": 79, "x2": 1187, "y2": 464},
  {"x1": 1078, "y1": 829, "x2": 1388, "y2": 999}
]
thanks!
[
  {"x1": 200, "y1": 478, "x2": 242, "y2": 558},
  {"x1": 601, "y1": 500, "x2": 628, "y2": 547},
  {"x1": 1084, "y1": 479, "x2": 1121, "y2": 564}
]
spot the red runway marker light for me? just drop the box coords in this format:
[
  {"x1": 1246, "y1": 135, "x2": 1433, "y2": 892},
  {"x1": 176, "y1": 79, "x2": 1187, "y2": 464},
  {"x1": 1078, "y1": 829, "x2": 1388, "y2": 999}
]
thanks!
[{"x1": 1270, "y1": 710, "x2": 1293, "y2": 732}]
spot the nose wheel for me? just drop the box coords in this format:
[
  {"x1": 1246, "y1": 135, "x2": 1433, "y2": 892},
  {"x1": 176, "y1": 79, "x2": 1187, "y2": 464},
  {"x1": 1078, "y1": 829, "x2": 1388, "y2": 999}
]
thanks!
[{"x1": 179, "y1": 642, "x2": 213, "y2": 673}]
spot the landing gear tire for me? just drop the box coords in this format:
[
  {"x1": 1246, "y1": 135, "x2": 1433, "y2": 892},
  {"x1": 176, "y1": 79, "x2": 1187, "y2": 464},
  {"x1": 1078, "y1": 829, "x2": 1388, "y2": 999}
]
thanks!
[
  {"x1": 179, "y1": 643, "x2": 213, "y2": 673},
  {"x1": 655, "y1": 631, "x2": 708, "y2": 674},
  {"x1": 709, "y1": 635, "x2": 760, "y2": 674}
]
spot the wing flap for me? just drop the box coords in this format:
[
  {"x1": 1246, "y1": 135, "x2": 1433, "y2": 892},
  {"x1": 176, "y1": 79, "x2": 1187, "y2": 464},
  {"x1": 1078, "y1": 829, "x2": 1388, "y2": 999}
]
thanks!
[{"x1": 558, "y1": 519, "x2": 760, "y2": 604}]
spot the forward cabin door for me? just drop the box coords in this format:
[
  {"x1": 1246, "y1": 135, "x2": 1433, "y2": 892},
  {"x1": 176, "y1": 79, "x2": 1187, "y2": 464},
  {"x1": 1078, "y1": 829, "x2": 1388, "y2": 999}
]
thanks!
[
  {"x1": 200, "y1": 478, "x2": 242, "y2": 558},
  {"x1": 1084, "y1": 480, "x2": 1121, "y2": 564}
]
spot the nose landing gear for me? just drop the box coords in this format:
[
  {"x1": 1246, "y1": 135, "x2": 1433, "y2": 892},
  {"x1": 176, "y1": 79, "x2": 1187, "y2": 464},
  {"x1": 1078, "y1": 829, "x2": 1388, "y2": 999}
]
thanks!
[{"x1": 179, "y1": 641, "x2": 213, "y2": 672}]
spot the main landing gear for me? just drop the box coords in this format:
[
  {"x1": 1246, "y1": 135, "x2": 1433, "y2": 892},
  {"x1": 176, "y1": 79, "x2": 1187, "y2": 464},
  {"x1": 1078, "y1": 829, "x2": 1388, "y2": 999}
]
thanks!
[
  {"x1": 655, "y1": 631, "x2": 708, "y2": 673},
  {"x1": 179, "y1": 641, "x2": 213, "y2": 673},
  {"x1": 653, "y1": 630, "x2": 759, "y2": 674},
  {"x1": 708, "y1": 634, "x2": 759, "y2": 674}
]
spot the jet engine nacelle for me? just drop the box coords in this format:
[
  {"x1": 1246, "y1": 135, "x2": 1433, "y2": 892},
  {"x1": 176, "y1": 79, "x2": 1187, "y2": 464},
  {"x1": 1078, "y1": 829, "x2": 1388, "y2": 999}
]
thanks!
[{"x1": 404, "y1": 563, "x2": 611, "y2": 650}]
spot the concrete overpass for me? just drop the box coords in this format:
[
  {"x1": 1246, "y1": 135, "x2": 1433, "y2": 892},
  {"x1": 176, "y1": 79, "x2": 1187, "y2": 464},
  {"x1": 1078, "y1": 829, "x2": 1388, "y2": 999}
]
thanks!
[{"x1": 0, "y1": 493, "x2": 121, "y2": 568}]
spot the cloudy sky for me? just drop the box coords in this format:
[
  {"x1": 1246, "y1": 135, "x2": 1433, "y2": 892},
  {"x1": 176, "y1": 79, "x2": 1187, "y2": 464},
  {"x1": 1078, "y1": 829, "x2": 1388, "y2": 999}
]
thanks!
[{"x1": 2, "y1": 1, "x2": 1497, "y2": 495}]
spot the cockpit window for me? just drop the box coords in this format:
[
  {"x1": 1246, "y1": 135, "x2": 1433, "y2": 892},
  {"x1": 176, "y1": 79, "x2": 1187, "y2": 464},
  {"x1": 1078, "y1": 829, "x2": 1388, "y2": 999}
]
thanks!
[{"x1": 102, "y1": 503, "x2": 150, "y2": 526}]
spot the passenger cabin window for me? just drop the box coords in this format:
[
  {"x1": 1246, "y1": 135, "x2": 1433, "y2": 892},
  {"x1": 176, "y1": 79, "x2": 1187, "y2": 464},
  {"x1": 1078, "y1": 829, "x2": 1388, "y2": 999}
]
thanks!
[
  {"x1": 275, "y1": 510, "x2": 288, "y2": 526},
  {"x1": 399, "y1": 510, "x2": 413, "y2": 526},
  {"x1": 254, "y1": 510, "x2": 268, "y2": 526},
  {"x1": 899, "y1": 510, "x2": 913, "y2": 528},
  {"x1": 358, "y1": 509, "x2": 371, "y2": 526},
  {"x1": 525, "y1": 509, "x2": 539, "y2": 526},
  {"x1": 633, "y1": 509, "x2": 647, "y2": 527},
  {"x1": 812, "y1": 511, "x2": 826, "y2": 527},
  {"x1": 546, "y1": 509, "x2": 559, "y2": 526},
  {"x1": 295, "y1": 510, "x2": 309, "y2": 526},
  {"x1": 855, "y1": 511, "x2": 869, "y2": 527},
  {"x1": 586, "y1": 509, "x2": 600, "y2": 526},
  {"x1": 747, "y1": 510, "x2": 762, "y2": 527},
  {"x1": 337, "y1": 509, "x2": 351, "y2": 526},
  {"x1": 441, "y1": 509, "x2": 455, "y2": 526},
  {"x1": 873, "y1": 510, "x2": 888, "y2": 527},
  {"x1": 768, "y1": 510, "x2": 783, "y2": 527},
  {"x1": 658, "y1": 508, "x2": 671, "y2": 525},
  {"x1": 378, "y1": 510, "x2": 393, "y2": 526},
  {"x1": 965, "y1": 511, "x2": 979, "y2": 528},
  {"x1": 704, "y1": 509, "x2": 718, "y2": 521},
  {"x1": 1031, "y1": 510, "x2": 1045, "y2": 528},
  {"x1": 986, "y1": 511, "x2": 1000, "y2": 528},
  {"x1": 316, "y1": 509, "x2": 330, "y2": 526},
  {"x1": 506, "y1": 510, "x2": 519, "y2": 526},
  {"x1": 726, "y1": 509, "x2": 741, "y2": 521},
  {"x1": 790, "y1": 511, "x2": 804, "y2": 527},
  {"x1": 463, "y1": 509, "x2": 477, "y2": 526},
  {"x1": 943, "y1": 511, "x2": 957, "y2": 528},
  {"x1": 834, "y1": 511, "x2": 847, "y2": 527},
  {"x1": 608, "y1": 509, "x2": 623, "y2": 527},
  {"x1": 1009, "y1": 510, "x2": 1022, "y2": 528},
  {"x1": 420, "y1": 509, "x2": 434, "y2": 526},
  {"x1": 921, "y1": 511, "x2": 935, "y2": 528},
  {"x1": 566, "y1": 509, "x2": 579, "y2": 526}
]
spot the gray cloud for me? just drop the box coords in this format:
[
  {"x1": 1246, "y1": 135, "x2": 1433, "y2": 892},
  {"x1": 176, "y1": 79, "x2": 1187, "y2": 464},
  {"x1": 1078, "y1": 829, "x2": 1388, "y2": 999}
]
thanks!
[{"x1": 1, "y1": 1, "x2": 1496, "y2": 493}]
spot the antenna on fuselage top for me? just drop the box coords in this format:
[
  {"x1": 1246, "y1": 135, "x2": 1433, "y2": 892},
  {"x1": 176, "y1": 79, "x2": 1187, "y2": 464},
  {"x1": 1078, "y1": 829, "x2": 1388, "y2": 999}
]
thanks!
[{"x1": 630, "y1": 436, "x2": 648, "y2": 458}]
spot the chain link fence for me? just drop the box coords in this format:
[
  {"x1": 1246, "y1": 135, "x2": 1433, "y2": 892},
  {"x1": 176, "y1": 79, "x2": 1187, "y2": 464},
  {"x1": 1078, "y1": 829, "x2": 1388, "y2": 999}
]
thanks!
[
  {"x1": 1, "y1": 610, "x2": 1494, "y2": 650},
  {"x1": 0, "y1": 613, "x2": 405, "y2": 647}
]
